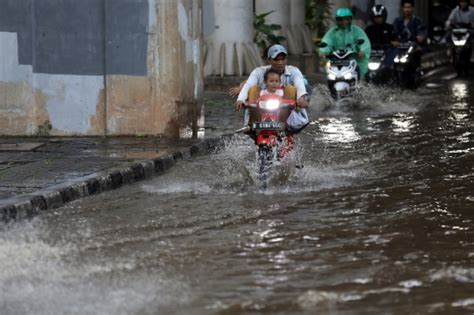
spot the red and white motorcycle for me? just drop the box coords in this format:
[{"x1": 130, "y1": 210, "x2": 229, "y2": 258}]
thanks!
[{"x1": 245, "y1": 94, "x2": 297, "y2": 189}]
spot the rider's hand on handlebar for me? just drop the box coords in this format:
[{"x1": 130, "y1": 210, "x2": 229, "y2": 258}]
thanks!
[
  {"x1": 234, "y1": 100, "x2": 245, "y2": 111},
  {"x1": 297, "y1": 96, "x2": 309, "y2": 108},
  {"x1": 391, "y1": 40, "x2": 400, "y2": 47}
]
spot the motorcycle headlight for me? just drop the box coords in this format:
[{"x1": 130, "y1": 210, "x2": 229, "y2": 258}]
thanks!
[
  {"x1": 259, "y1": 99, "x2": 281, "y2": 111},
  {"x1": 328, "y1": 73, "x2": 336, "y2": 81},
  {"x1": 343, "y1": 72, "x2": 353, "y2": 80},
  {"x1": 453, "y1": 38, "x2": 468, "y2": 46},
  {"x1": 368, "y1": 62, "x2": 381, "y2": 70}
]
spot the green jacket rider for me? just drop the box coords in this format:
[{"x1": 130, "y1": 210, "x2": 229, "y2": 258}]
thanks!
[{"x1": 319, "y1": 7, "x2": 372, "y2": 78}]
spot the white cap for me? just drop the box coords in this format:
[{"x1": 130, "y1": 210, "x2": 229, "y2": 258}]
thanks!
[{"x1": 267, "y1": 44, "x2": 288, "y2": 59}]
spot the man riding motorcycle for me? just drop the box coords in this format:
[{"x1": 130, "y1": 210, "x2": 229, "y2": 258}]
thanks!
[
  {"x1": 445, "y1": 0, "x2": 474, "y2": 30},
  {"x1": 393, "y1": 0, "x2": 427, "y2": 71},
  {"x1": 319, "y1": 7, "x2": 371, "y2": 79},
  {"x1": 445, "y1": 0, "x2": 473, "y2": 76},
  {"x1": 365, "y1": 5, "x2": 398, "y2": 66},
  {"x1": 234, "y1": 44, "x2": 308, "y2": 129}
]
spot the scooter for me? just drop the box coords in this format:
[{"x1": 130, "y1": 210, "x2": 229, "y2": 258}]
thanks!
[
  {"x1": 393, "y1": 41, "x2": 423, "y2": 89},
  {"x1": 449, "y1": 24, "x2": 472, "y2": 77},
  {"x1": 245, "y1": 94, "x2": 296, "y2": 189},
  {"x1": 366, "y1": 48, "x2": 393, "y2": 85},
  {"x1": 320, "y1": 39, "x2": 365, "y2": 100}
]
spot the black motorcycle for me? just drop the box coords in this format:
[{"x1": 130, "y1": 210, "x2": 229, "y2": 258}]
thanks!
[
  {"x1": 366, "y1": 46, "x2": 393, "y2": 85},
  {"x1": 393, "y1": 41, "x2": 423, "y2": 89},
  {"x1": 449, "y1": 23, "x2": 472, "y2": 77}
]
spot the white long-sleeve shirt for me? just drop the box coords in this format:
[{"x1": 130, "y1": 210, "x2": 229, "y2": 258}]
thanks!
[
  {"x1": 237, "y1": 65, "x2": 307, "y2": 102},
  {"x1": 446, "y1": 6, "x2": 474, "y2": 28}
]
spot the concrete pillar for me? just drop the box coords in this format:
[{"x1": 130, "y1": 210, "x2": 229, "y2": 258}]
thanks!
[
  {"x1": 255, "y1": 0, "x2": 312, "y2": 55},
  {"x1": 290, "y1": 0, "x2": 306, "y2": 26},
  {"x1": 203, "y1": 0, "x2": 263, "y2": 76},
  {"x1": 140, "y1": 0, "x2": 203, "y2": 137},
  {"x1": 255, "y1": 0, "x2": 291, "y2": 28}
]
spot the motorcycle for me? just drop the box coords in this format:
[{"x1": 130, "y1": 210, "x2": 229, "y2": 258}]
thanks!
[
  {"x1": 449, "y1": 24, "x2": 472, "y2": 77},
  {"x1": 245, "y1": 94, "x2": 296, "y2": 189},
  {"x1": 393, "y1": 41, "x2": 423, "y2": 89},
  {"x1": 366, "y1": 48, "x2": 393, "y2": 85},
  {"x1": 320, "y1": 39, "x2": 365, "y2": 100}
]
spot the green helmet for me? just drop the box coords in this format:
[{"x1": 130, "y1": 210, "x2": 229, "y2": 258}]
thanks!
[{"x1": 335, "y1": 7, "x2": 353, "y2": 19}]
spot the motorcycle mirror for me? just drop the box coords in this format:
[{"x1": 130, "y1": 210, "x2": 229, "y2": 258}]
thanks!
[
  {"x1": 356, "y1": 39, "x2": 365, "y2": 45},
  {"x1": 318, "y1": 42, "x2": 328, "y2": 48}
]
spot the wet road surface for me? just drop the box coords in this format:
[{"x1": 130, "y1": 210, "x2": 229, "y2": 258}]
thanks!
[{"x1": 1, "y1": 67, "x2": 473, "y2": 314}]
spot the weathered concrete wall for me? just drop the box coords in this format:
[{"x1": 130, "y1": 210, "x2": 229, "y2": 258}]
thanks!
[{"x1": 0, "y1": 0, "x2": 203, "y2": 137}]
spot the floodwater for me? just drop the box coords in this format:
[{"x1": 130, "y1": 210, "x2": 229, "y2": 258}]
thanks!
[{"x1": 1, "y1": 69, "x2": 473, "y2": 315}]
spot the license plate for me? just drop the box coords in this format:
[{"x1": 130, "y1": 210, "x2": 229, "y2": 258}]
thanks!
[{"x1": 253, "y1": 121, "x2": 282, "y2": 130}]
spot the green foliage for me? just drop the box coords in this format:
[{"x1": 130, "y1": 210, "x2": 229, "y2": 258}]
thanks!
[
  {"x1": 36, "y1": 120, "x2": 52, "y2": 136},
  {"x1": 306, "y1": 0, "x2": 333, "y2": 37},
  {"x1": 254, "y1": 11, "x2": 286, "y2": 51}
]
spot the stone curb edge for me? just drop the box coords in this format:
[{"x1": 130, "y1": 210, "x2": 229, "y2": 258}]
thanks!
[{"x1": 0, "y1": 135, "x2": 233, "y2": 223}]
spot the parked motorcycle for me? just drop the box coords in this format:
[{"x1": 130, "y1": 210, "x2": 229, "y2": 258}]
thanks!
[
  {"x1": 449, "y1": 24, "x2": 472, "y2": 77},
  {"x1": 366, "y1": 48, "x2": 393, "y2": 85},
  {"x1": 320, "y1": 39, "x2": 365, "y2": 100},
  {"x1": 393, "y1": 41, "x2": 423, "y2": 89},
  {"x1": 245, "y1": 94, "x2": 296, "y2": 189}
]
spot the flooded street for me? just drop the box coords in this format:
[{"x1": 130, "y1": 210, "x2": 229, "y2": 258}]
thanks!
[{"x1": 1, "y1": 69, "x2": 473, "y2": 314}]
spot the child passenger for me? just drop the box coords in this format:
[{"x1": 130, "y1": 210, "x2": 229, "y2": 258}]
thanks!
[{"x1": 260, "y1": 69, "x2": 284, "y2": 97}]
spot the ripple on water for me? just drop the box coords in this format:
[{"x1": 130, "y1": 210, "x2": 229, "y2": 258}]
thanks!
[
  {"x1": 0, "y1": 220, "x2": 194, "y2": 315},
  {"x1": 430, "y1": 266, "x2": 474, "y2": 283}
]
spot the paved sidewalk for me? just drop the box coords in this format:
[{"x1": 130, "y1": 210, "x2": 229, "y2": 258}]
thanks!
[{"x1": 0, "y1": 91, "x2": 241, "y2": 221}]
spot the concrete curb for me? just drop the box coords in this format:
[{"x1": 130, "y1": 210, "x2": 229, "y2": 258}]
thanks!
[{"x1": 0, "y1": 135, "x2": 232, "y2": 223}]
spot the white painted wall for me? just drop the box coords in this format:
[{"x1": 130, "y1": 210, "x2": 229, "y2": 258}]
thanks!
[{"x1": 0, "y1": 32, "x2": 104, "y2": 135}]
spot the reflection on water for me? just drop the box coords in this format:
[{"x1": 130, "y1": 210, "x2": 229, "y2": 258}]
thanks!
[
  {"x1": 318, "y1": 117, "x2": 361, "y2": 143},
  {"x1": 451, "y1": 82, "x2": 469, "y2": 100},
  {"x1": 1, "y1": 78, "x2": 473, "y2": 314},
  {"x1": 391, "y1": 113, "x2": 417, "y2": 134}
]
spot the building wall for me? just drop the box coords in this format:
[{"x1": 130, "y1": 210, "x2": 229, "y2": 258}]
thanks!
[{"x1": 0, "y1": 0, "x2": 203, "y2": 137}]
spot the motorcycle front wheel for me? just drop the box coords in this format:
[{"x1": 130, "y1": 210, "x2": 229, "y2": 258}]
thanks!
[{"x1": 257, "y1": 145, "x2": 274, "y2": 190}]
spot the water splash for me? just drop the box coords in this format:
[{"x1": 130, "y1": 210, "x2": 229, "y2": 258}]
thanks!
[
  {"x1": 309, "y1": 83, "x2": 438, "y2": 116},
  {"x1": 0, "y1": 220, "x2": 194, "y2": 315}
]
